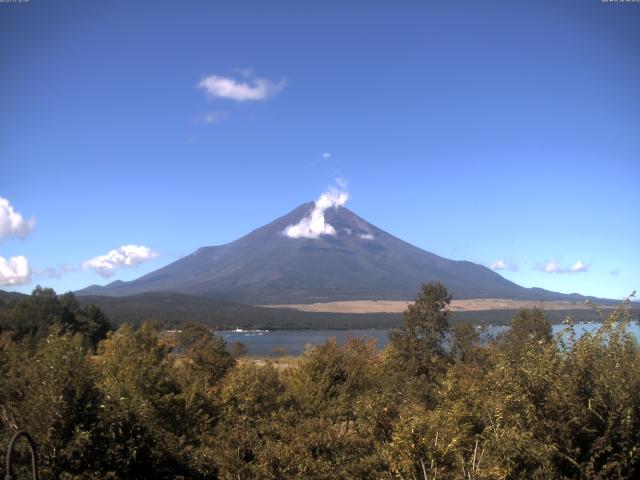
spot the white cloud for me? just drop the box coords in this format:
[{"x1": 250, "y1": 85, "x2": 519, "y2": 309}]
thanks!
[
  {"x1": 322, "y1": 152, "x2": 332, "y2": 160},
  {"x1": 537, "y1": 259, "x2": 589, "y2": 274},
  {"x1": 82, "y1": 245, "x2": 157, "y2": 278},
  {"x1": 570, "y1": 260, "x2": 588, "y2": 273},
  {"x1": 284, "y1": 185, "x2": 349, "y2": 239},
  {"x1": 0, "y1": 255, "x2": 31, "y2": 285},
  {"x1": 197, "y1": 74, "x2": 286, "y2": 102},
  {"x1": 545, "y1": 261, "x2": 561, "y2": 273},
  {"x1": 491, "y1": 259, "x2": 507, "y2": 270},
  {"x1": 201, "y1": 111, "x2": 228, "y2": 124},
  {"x1": 359, "y1": 233, "x2": 374, "y2": 240},
  {"x1": 490, "y1": 259, "x2": 519, "y2": 271},
  {"x1": 0, "y1": 197, "x2": 36, "y2": 242}
]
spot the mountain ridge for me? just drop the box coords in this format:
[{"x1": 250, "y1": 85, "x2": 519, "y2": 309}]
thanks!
[{"x1": 76, "y1": 202, "x2": 597, "y2": 304}]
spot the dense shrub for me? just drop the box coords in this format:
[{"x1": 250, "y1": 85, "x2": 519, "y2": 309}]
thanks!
[{"x1": 1, "y1": 286, "x2": 638, "y2": 479}]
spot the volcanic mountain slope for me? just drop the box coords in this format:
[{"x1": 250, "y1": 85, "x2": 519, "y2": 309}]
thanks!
[{"x1": 77, "y1": 203, "x2": 588, "y2": 304}]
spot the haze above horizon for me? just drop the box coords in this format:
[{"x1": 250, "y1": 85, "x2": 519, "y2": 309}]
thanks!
[{"x1": 1, "y1": 0, "x2": 638, "y2": 299}]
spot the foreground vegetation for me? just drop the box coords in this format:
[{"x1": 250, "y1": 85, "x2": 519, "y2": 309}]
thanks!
[{"x1": 1, "y1": 285, "x2": 639, "y2": 479}]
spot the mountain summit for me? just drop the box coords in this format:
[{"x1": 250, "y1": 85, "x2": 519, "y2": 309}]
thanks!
[{"x1": 77, "y1": 203, "x2": 584, "y2": 303}]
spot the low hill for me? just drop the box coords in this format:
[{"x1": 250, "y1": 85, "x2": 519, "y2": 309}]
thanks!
[{"x1": 0, "y1": 290, "x2": 27, "y2": 304}]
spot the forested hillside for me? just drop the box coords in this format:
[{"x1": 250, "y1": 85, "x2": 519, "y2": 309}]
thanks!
[
  {"x1": 76, "y1": 291, "x2": 403, "y2": 330},
  {"x1": 1, "y1": 285, "x2": 638, "y2": 479},
  {"x1": 5, "y1": 289, "x2": 623, "y2": 331}
]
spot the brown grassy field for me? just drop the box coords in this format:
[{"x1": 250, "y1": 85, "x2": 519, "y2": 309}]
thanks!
[
  {"x1": 259, "y1": 298, "x2": 593, "y2": 314},
  {"x1": 240, "y1": 355, "x2": 299, "y2": 371}
]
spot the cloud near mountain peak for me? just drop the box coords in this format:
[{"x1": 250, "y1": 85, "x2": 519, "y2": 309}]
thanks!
[{"x1": 284, "y1": 187, "x2": 349, "y2": 239}]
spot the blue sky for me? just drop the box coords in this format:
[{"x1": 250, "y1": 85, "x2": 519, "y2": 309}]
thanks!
[{"x1": 1, "y1": 0, "x2": 638, "y2": 300}]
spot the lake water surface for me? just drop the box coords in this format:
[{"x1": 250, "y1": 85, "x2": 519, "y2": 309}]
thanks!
[{"x1": 218, "y1": 322, "x2": 640, "y2": 357}]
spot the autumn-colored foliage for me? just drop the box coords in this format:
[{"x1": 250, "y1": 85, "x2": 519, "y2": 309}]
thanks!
[{"x1": 1, "y1": 285, "x2": 638, "y2": 479}]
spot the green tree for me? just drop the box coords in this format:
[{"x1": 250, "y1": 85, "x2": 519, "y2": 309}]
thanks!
[
  {"x1": 286, "y1": 337, "x2": 378, "y2": 423},
  {"x1": 480, "y1": 305, "x2": 640, "y2": 479},
  {"x1": 501, "y1": 307, "x2": 552, "y2": 361},
  {"x1": 0, "y1": 287, "x2": 111, "y2": 348},
  {"x1": 0, "y1": 326, "x2": 102, "y2": 479},
  {"x1": 176, "y1": 323, "x2": 236, "y2": 388},
  {"x1": 214, "y1": 362, "x2": 286, "y2": 479},
  {"x1": 387, "y1": 282, "x2": 452, "y2": 402},
  {"x1": 94, "y1": 323, "x2": 208, "y2": 478}
]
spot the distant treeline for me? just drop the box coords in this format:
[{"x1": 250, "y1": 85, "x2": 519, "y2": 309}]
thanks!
[
  {"x1": 1, "y1": 284, "x2": 639, "y2": 479},
  {"x1": 58, "y1": 291, "x2": 640, "y2": 330},
  {"x1": 2, "y1": 289, "x2": 634, "y2": 331},
  {"x1": 76, "y1": 292, "x2": 404, "y2": 329}
]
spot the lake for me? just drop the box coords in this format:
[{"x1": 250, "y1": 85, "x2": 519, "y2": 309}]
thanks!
[{"x1": 218, "y1": 322, "x2": 640, "y2": 357}]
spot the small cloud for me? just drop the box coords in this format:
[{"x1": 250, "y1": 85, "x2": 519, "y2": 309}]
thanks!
[
  {"x1": 201, "y1": 111, "x2": 228, "y2": 124},
  {"x1": 570, "y1": 260, "x2": 588, "y2": 273},
  {"x1": 491, "y1": 259, "x2": 507, "y2": 271},
  {"x1": 82, "y1": 245, "x2": 158, "y2": 278},
  {"x1": 359, "y1": 233, "x2": 374, "y2": 240},
  {"x1": 0, "y1": 255, "x2": 31, "y2": 286},
  {"x1": 490, "y1": 259, "x2": 519, "y2": 272},
  {"x1": 0, "y1": 197, "x2": 36, "y2": 242},
  {"x1": 197, "y1": 73, "x2": 286, "y2": 102},
  {"x1": 536, "y1": 259, "x2": 589, "y2": 274},
  {"x1": 610, "y1": 268, "x2": 620, "y2": 276},
  {"x1": 321, "y1": 152, "x2": 332, "y2": 160},
  {"x1": 34, "y1": 264, "x2": 75, "y2": 279},
  {"x1": 283, "y1": 182, "x2": 349, "y2": 239}
]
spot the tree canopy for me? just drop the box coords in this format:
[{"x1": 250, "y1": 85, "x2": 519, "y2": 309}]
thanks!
[{"x1": 1, "y1": 286, "x2": 639, "y2": 479}]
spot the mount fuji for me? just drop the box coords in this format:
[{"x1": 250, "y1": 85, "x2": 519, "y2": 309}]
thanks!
[{"x1": 77, "y1": 202, "x2": 587, "y2": 304}]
